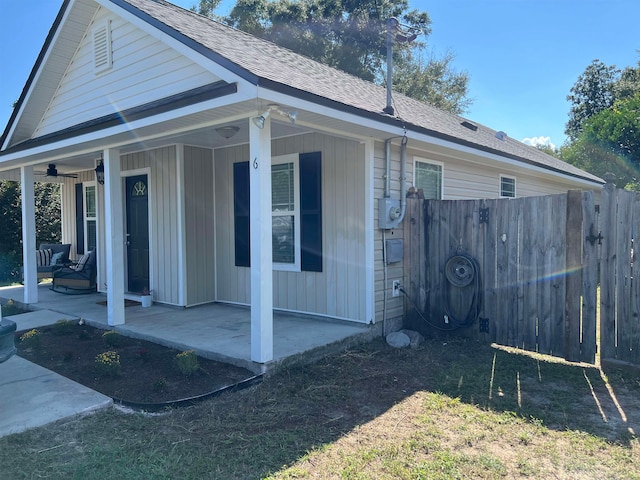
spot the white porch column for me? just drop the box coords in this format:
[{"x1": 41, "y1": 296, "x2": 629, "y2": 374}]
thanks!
[
  {"x1": 103, "y1": 148, "x2": 125, "y2": 326},
  {"x1": 249, "y1": 114, "x2": 273, "y2": 363},
  {"x1": 21, "y1": 166, "x2": 37, "y2": 304}
]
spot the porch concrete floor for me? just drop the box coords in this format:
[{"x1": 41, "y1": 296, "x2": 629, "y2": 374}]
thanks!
[{"x1": 1, "y1": 284, "x2": 376, "y2": 373}]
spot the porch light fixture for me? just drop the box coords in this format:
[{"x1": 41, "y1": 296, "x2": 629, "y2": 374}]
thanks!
[
  {"x1": 215, "y1": 125, "x2": 240, "y2": 139},
  {"x1": 281, "y1": 109, "x2": 297, "y2": 124},
  {"x1": 252, "y1": 110, "x2": 270, "y2": 129},
  {"x1": 252, "y1": 104, "x2": 297, "y2": 129},
  {"x1": 95, "y1": 159, "x2": 105, "y2": 185}
]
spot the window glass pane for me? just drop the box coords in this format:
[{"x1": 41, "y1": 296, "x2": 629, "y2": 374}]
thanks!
[
  {"x1": 273, "y1": 216, "x2": 295, "y2": 264},
  {"x1": 272, "y1": 163, "x2": 294, "y2": 212},
  {"x1": 501, "y1": 177, "x2": 516, "y2": 197},
  {"x1": 87, "y1": 220, "x2": 97, "y2": 252},
  {"x1": 85, "y1": 186, "x2": 96, "y2": 217},
  {"x1": 415, "y1": 161, "x2": 442, "y2": 199}
]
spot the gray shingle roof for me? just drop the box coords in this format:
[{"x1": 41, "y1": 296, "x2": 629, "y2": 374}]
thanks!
[{"x1": 119, "y1": 0, "x2": 601, "y2": 184}]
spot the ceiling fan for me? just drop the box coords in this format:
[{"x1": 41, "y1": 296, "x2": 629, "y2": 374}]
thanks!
[{"x1": 35, "y1": 164, "x2": 78, "y2": 179}]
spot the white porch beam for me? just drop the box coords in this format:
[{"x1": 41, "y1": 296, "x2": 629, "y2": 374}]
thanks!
[
  {"x1": 20, "y1": 166, "x2": 37, "y2": 304},
  {"x1": 103, "y1": 148, "x2": 125, "y2": 326},
  {"x1": 249, "y1": 114, "x2": 273, "y2": 363}
]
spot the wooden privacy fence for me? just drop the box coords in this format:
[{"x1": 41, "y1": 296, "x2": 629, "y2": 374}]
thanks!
[{"x1": 403, "y1": 185, "x2": 640, "y2": 367}]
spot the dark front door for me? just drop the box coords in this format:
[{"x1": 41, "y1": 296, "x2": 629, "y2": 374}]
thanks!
[{"x1": 125, "y1": 175, "x2": 149, "y2": 293}]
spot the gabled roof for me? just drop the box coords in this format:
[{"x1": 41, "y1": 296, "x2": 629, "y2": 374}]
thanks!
[
  {"x1": 2, "y1": 0, "x2": 601, "y2": 184},
  {"x1": 108, "y1": 0, "x2": 603, "y2": 184}
]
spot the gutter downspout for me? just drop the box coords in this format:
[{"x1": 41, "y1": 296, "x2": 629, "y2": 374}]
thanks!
[
  {"x1": 397, "y1": 134, "x2": 408, "y2": 223},
  {"x1": 384, "y1": 138, "x2": 392, "y2": 198}
]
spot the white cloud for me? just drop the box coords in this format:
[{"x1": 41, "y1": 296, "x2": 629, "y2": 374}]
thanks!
[{"x1": 522, "y1": 136, "x2": 556, "y2": 150}]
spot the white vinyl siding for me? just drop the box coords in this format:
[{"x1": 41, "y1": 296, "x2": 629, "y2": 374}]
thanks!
[
  {"x1": 34, "y1": 7, "x2": 221, "y2": 137},
  {"x1": 215, "y1": 132, "x2": 367, "y2": 322},
  {"x1": 184, "y1": 146, "x2": 216, "y2": 306}
]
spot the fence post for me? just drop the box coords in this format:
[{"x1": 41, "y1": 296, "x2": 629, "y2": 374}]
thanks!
[
  {"x1": 565, "y1": 190, "x2": 582, "y2": 362},
  {"x1": 600, "y1": 179, "x2": 617, "y2": 361}
]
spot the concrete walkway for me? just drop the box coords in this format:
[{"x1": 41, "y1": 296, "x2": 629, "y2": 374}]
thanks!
[
  {"x1": 1, "y1": 310, "x2": 112, "y2": 438},
  {"x1": 0, "y1": 355, "x2": 112, "y2": 438}
]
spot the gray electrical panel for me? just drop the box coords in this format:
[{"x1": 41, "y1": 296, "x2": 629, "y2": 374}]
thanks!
[{"x1": 385, "y1": 239, "x2": 403, "y2": 264}]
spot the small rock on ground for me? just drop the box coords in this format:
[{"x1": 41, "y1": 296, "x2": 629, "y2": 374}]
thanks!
[{"x1": 386, "y1": 331, "x2": 410, "y2": 348}]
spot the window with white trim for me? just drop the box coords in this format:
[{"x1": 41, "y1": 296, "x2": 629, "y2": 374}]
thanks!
[
  {"x1": 84, "y1": 183, "x2": 97, "y2": 252},
  {"x1": 233, "y1": 152, "x2": 323, "y2": 272},
  {"x1": 500, "y1": 175, "x2": 516, "y2": 198},
  {"x1": 414, "y1": 158, "x2": 443, "y2": 199},
  {"x1": 271, "y1": 154, "x2": 300, "y2": 270}
]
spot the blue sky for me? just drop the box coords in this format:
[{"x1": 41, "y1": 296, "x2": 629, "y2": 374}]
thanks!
[{"x1": 1, "y1": 0, "x2": 638, "y2": 149}]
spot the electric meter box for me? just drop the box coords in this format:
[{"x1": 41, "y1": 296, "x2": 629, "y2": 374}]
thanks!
[{"x1": 378, "y1": 197, "x2": 401, "y2": 229}]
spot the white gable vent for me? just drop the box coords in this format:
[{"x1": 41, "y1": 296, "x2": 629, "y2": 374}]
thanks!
[{"x1": 92, "y1": 20, "x2": 112, "y2": 74}]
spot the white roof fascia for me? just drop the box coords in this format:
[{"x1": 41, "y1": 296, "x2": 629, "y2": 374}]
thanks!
[
  {"x1": 0, "y1": 91, "x2": 254, "y2": 165},
  {"x1": 258, "y1": 87, "x2": 601, "y2": 188},
  {"x1": 95, "y1": 0, "x2": 256, "y2": 90},
  {"x1": 1, "y1": 0, "x2": 79, "y2": 152},
  {"x1": 256, "y1": 88, "x2": 388, "y2": 144},
  {"x1": 406, "y1": 130, "x2": 602, "y2": 188}
]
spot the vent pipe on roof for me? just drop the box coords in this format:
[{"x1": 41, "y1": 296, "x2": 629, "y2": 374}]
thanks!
[{"x1": 383, "y1": 18, "x2": 398, "y2": 116}]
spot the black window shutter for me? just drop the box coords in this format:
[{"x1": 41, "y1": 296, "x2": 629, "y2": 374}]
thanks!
[
  {"x1": 300, "y1": 152, "x2": 322, "y2": 272},
  {"x1": 233, "y1": 161, "x2": 250, "y2": 267},
  {"x1": 75, "y1": 183, "x2": 85, "y2": 255}
]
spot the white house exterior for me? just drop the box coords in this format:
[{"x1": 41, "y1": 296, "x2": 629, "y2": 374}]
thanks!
[{"x1": 0, "y1": 0, "x2": 602, "y2": 364}]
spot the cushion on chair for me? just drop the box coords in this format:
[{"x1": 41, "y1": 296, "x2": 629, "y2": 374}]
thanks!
[
  {"x1": 36, "y1": 249, "x2": 53, "y2": 267},
  {"x1": 39, "y1": 244, "x2": 71, "y2": 264},
  {"x1": 72, "y1": 252, "x2": 92, "y2": 272},
  {"x1": 50, "y1": 251, "x2": 65, "y2": 265}
]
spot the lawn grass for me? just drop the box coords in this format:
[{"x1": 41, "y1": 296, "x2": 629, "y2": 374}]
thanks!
[{"x1": 1, "y1": 336, "x2": 639, "y2": 479}]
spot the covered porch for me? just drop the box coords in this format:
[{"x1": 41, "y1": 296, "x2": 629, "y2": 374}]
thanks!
[{"x1": 1, "y1": 285, "x2": 376, "y2": 373}]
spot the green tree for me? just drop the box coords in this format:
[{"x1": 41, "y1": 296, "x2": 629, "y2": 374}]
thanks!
[
  {"x1": 561, "y1": 94, "x2": 640, "y2": 190},
  {"x1": 190, "y1": 0, "x2": 223, "y2": 20},
  {"x1": 565, "y1": 59, "x2": 619, "y2": 141},
  {"x1": 0, "y1": 180, "x2": 61, "y2": 283},
  {"x1": 614, "y1": 59, "x2": 640, "y2": 101},
  {"x1": 194, "y1": 0, "x2": 470, "y2": 114},
  {"x1": 34, "y1": 182, "x2": 62, "y2": 245},
  {"x1": 393, "y1": 49, "x2": 470, "y2": 114},
  {"x1": 0, "y1": 181, "x2": 22, "y2": 281}
]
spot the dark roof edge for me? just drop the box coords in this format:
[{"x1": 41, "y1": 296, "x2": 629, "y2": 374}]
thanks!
[
  {"x1": 0, "y1": 0, "x2": 71, "y2": 149},
  {"x1": 0, "y1": 81, "x2": 237, "y2": 156},
  {"x1": 259, "y1": 78, "x2": 603, "y2": 185},
  {"x1": 109, "y1": 0, "x2": 259, "y2": 84}
]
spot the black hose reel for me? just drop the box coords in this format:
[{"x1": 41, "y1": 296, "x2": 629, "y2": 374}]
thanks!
[{"x1": 443, "y1": 253, "x2": 481, "y2": 329}]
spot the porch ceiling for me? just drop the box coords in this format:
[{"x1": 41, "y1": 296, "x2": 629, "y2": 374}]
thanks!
[{"x1": 0, "y1": 94, "x2": 398, "y2": 182}]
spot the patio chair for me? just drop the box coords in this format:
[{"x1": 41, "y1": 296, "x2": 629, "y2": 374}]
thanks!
[
  {"x1": 51, "y1": 250, "x2": 97, "y2": 294},
  {"x1": 21, "y1": 243, "x2": 72, "y2": 282}
]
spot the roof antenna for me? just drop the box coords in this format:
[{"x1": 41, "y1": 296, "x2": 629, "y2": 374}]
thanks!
[{"x1": 383, "y1": 17, "x2": 421, "y2": 116}]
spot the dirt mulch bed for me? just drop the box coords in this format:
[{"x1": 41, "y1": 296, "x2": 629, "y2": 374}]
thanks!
[{"x1": 15, "y1": 321, "x2": 255, "y2": 405}]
